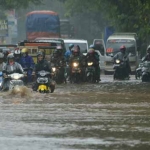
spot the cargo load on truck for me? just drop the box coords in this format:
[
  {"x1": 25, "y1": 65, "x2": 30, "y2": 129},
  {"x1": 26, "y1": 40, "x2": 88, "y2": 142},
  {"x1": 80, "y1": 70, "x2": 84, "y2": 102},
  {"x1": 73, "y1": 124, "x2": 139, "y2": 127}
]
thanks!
[{"x1": 26, "y1": 10, "x2": 60, "y2": 41}]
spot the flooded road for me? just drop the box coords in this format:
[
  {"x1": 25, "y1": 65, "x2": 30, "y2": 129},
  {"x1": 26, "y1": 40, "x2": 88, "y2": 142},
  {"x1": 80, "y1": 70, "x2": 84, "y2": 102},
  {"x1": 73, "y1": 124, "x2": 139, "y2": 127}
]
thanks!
[{"x1": 0, "y1": 75, "x2": 150, "y2": 150}]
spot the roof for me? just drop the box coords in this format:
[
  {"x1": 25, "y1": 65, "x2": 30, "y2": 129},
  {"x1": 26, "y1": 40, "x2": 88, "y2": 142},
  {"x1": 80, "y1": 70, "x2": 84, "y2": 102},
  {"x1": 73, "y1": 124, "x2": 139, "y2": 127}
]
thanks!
[
  {"x1": 35, "y1": 38, "x2": 64, "y2": 43},
  {"x1": 63, "y1": 39, "x2": 88, "y2": 43},
  {"x1": 107, "y1": 35, "x2": 137, "y2": 40},
  {"x1": 26, "y1": 10, "x2": 58, "y2": 16}
]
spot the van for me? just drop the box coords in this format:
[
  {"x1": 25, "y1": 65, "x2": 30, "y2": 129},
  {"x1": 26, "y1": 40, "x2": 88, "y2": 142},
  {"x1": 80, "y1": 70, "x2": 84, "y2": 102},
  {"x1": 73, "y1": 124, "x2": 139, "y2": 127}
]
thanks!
[
  {"x1": 63, "y1": 39, "x2": 88, "y2": 55},
  {"x1": 104, "y1": 33, "x2": 139, "y2": 74}
]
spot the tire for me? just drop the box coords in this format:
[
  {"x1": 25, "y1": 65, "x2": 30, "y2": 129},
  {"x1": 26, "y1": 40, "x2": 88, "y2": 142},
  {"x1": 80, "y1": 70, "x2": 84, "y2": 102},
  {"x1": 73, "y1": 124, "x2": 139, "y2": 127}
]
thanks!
[{"x1": 50, "y1": 85, "x2": 55, "y2": 93}]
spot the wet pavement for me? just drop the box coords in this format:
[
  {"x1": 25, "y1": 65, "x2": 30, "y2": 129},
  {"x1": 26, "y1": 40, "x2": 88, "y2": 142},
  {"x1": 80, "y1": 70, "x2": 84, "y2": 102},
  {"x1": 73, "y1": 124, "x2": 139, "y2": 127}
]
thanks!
[{"x1": 0, "y1": 75, "x2": 150, "y2": 150}]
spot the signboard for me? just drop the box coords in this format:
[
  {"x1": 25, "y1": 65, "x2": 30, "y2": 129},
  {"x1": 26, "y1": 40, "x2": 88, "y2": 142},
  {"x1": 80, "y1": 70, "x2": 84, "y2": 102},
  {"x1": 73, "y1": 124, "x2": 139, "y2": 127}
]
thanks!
[{"x1": 0, "y1": 20, "x2": 8, "y2": 37}]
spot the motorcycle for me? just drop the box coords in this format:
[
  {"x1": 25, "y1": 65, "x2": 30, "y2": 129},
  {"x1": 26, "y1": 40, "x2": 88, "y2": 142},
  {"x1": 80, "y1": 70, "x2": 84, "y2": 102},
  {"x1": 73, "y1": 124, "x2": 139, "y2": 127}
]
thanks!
[
  {"x1": 4, "y1": 73, "x2": 24, "y2": 90},
  {"x1": 85, "y1": 61, "x2": 96, "y2": 83},
  {"x1": 113, "y1": 58, "x2": 129, "y2": 80},
  {"x1": 51, "y1": 61, "x2": 66, "y2": 84},
  {"x1": 70, "y1": 59, "x2": 81, "y2": 83},
  {"x1": 36, "y1": 70, "x2": 55, "y2": 93},
  {"x1": 135, "y1": 62, "x2": 143, "y2": 79},
  {"x1": 141, "y1": 61, "x2": 150, "y2": 82}
]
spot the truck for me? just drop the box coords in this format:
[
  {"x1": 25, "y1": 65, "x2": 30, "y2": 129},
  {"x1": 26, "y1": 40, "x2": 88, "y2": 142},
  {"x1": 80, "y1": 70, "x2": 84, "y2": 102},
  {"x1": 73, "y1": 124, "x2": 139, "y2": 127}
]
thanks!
[
  {"x1": 26, "y1": 10, "x2": 61, "y2": 41},
  {"x1": 60, "y1": 19, "x2": 75, "y2": 38}
]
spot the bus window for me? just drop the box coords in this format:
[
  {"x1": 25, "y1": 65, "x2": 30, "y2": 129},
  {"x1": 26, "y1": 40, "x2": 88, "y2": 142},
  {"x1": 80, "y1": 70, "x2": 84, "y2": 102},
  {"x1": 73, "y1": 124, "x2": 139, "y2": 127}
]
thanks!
[
  {"x1": 28, "y1": 49, "x2": 32, "y2": 54},
  {"x1": 32, "y1": 49, "x2": 38, "y2": 54},
  {"x1": 39, "y1": 48, "x2": 55, "y2": 55}
]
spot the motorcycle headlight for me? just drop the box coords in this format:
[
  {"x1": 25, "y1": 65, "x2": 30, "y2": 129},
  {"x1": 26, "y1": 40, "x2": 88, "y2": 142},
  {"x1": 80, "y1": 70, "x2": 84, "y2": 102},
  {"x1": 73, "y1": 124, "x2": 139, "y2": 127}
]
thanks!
[
  {"x1": 87, "y1": 62, "x2": 93, "y2": 66},
  {"x1": 12, "y1": 74, "x2": 22, "y2": 80},
  {"x1": 52, "y1": 67, "x2": 56, "y2": 72},
  {"x1": 116, "y1": 59, "x2": 120, "y2": 64},
  {"x1": 73, "y1": 62, "x2": 79, "y2": 67}
]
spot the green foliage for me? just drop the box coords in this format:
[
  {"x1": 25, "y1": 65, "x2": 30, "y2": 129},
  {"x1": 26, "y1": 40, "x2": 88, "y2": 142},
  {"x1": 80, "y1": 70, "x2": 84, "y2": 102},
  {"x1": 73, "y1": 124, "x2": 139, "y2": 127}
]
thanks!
[
  {"x1": 0, "y1": 0, "x2": 43, "y2": 9},
  {"x1": 59, "y1": 0, "x2": 150, "y2": 42}
]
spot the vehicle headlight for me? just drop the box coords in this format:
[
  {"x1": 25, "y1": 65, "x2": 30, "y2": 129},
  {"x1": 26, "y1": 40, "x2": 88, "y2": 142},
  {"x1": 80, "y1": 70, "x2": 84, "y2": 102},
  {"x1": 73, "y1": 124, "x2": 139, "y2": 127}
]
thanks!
[
  {"x1": 73, "y1": 62, "x2": 79, "y2": 67},
  {"x1": 87, "y1": 62, "x2": 93, "y2": 66},
  {"x1": 52, "y1": 67, "x2": 56, "y2": 72},
  {"x1": 12, "y1": 74, "x2": 21, "y2": 80},
  {"x1": 116, "y1": 59, "x2": 120, "y2": 64}
]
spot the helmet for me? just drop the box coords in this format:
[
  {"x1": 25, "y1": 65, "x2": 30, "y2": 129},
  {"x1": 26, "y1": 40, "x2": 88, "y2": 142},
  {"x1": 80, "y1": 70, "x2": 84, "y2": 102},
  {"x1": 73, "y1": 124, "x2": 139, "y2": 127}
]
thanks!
[
  {"x1": 7, "y1": 53, "x2": 15, "y2": 60},
  {"x1": 147, "y1": 45, "x2": 150, "y2": 53},
  {"x1": 89, "y1": 44, "x2": 95, "y2": 49},
  {"x1": 72, "y1": 45, "x2": 80, "y2": 56},
  {"x1": 88, "y1": 48, "x2": 95, "y2": 55},
  {"x1": 69, "y1": 44, "x2": 74, "y2": 50},
  {"x1": 21, "y1": 48, "x2": 28, "y2": 54},
  {"x1": 14, "y1": 49, "x2": 21, "y2": 56},
  {"x1": 120, "y1": 45, "x2": 126, "y2": 52},
  {"x1": 14, "y1": 49, "x2": 21, "y2": 54}
]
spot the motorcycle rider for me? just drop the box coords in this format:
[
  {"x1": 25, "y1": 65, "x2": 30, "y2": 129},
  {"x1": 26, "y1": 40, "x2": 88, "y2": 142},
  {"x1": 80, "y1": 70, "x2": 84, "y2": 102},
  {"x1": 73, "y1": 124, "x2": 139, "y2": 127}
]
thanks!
[
  {"x1": 2, "y1": 53, "x2": 24, "y2": 91},
  {"x1": 142, "y1": 45, "x2": 150, "y2": 61},
  {"x1": 69, "y1": 45, "x2": 86, "y2": 82},
  {"x1": 113, "y1": 45, "x2": 131, "y2": 78},
  {"x1": 32, "y1": 51, "x2": 55, "y2": 91},
  {"x1": 51, "y1": 45, "x2": 65, "y2": 64},
  {"x1": 51, "y1": 45, "x2": 66, "y2": 82},
  {"x1": 86, "y1": 48, "x2": 101, "y2": 82},
  {"x1": 20, "y1": 48, "x2": 34, "y2": 83},
  {"x1": 64, "y1": 44, "x2": 74, "y2": 62}
]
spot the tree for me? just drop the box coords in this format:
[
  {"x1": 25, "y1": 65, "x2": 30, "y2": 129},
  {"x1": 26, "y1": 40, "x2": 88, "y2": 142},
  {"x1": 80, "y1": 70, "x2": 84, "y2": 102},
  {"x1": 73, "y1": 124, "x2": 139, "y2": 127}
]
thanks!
[
  {"x1": 0, "y1": 0, "x2": 43, "y2": 9},
  {"x1": 58, "y1": 0, "x2": 150, "y2": 53}
]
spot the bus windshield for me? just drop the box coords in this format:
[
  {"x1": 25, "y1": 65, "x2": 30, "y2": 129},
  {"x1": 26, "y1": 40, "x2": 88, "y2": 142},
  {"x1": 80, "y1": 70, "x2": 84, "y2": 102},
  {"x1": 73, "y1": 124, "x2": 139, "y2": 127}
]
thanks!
[{"x1": 106, "y1": 39, "x2": 136, "y2": 56}]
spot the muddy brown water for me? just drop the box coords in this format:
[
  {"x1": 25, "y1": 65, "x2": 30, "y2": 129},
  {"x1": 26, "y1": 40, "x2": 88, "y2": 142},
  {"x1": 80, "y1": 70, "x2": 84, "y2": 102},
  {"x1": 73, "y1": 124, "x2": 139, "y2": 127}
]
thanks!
[{"x1": 0, "y1": 75, "x2": 150, "y2": 150}]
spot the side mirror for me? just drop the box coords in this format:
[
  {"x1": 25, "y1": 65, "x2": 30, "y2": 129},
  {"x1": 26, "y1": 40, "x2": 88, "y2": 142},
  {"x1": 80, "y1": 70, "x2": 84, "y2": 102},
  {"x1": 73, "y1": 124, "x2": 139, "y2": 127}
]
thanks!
[
  {"x1": 129, "y1": 53, "x2": 134, "y2": 57},
  {"x1": 108, "y1": 53, "x2": 113, "y2": 57}
]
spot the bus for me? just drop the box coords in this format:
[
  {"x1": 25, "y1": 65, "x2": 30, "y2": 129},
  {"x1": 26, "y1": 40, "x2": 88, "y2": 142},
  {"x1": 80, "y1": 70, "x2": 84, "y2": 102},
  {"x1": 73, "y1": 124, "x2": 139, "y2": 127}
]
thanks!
[{"x1": 104, "y1": 33, "x2": 139, "y2": 74}]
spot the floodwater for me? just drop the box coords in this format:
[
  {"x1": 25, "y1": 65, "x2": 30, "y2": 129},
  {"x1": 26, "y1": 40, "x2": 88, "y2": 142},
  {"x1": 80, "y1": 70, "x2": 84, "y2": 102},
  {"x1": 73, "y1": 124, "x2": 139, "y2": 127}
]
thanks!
[{"x1": 0, "y1": 75, "x2": 150, "y2": 150}]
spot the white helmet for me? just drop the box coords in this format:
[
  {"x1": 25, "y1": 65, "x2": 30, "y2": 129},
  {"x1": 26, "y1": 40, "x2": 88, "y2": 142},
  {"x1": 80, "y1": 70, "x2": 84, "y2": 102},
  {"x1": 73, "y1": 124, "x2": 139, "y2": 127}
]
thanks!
[{"x1": 14, "y1": 49, "x2": 21, "y2": 55}]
